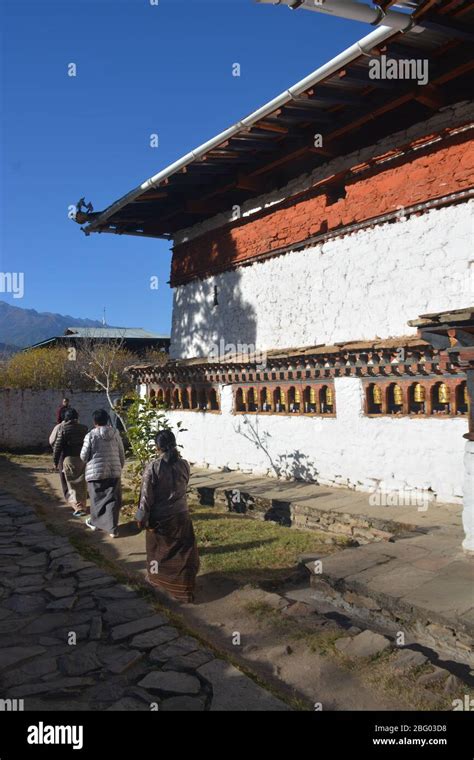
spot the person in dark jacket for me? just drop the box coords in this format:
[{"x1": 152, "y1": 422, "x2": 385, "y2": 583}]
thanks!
[
  {"x1": 53, "y1": 408, "x2": 88, "y2": 516},
  {"x1": 56, "y1": 398, "x2": 70, "y2": 424},
  {"x1": 135, "y1": 430, "x2": 199, "y2": 603},
  {"x1": 81, "y1": 409, "x2": 125, "y2": 538}
]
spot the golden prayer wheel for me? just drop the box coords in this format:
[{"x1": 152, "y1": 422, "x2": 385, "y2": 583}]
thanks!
[
  {"x1": 438, "y1": 383, "x2": 450, "y2": 404},
  {"x1": 295, "y1": 389, "x2": 301, "y2": 403},
  {"x1": 393, "y1": 385, "x2": 403, "y2": 406},
  {"x1": 372, "y1": 385, "x2": 382, "y2": 405},
  {"x1": 413, "y1": 383, "x2": 425, "y2": 403},
  {"x1": 310, "y1": 388, "x2": 317, "y2": 404},
  {"x1": 465, "y1": 385, "x2": 469, "y2": 405},
  {"x1": 326, "y1": 386, "x2": 334, "y2": 406}
]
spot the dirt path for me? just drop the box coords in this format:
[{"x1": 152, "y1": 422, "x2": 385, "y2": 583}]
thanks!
[{"x1": 0, "y1": 454, "x2": 457, "y2": 711}]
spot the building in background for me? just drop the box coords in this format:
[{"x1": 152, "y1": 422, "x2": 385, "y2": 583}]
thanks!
[{"x1": 27, "y1": 327, "x2": 170, "y2": 356}]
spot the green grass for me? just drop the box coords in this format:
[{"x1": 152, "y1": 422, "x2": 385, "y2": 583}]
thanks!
[{"x1": 190, "y1": 503, "x2": 343, "y2": 583}]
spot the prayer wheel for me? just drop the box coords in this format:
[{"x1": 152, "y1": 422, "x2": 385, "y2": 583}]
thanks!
[
  {"x1": 326, "y1": 386, "x2": 334, "y2": 406},
  {"x1": 413, "y1": 383, "x2": 425, "y2": 403},
  {"x1": 393, "y1": 385, "x2": 403, "y2": 405},
  {"x1": 310, "y1": 388, "x2": 317, "y2": 404},
  {"x1": 373, "y1": 385, "x2": 382, "y2": 405},
  {"x1": 438, "y1": 383, "x2": 450, "y2": 404}
]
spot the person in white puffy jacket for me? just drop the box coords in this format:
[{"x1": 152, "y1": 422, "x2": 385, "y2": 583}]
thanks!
[{"x1": 80, "y1": 409, "x2": 126, "y2": 538}]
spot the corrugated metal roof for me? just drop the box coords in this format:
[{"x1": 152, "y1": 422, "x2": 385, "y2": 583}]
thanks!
[{"x1": 64, "y1": 327, "x2": 168, "y2": 339}]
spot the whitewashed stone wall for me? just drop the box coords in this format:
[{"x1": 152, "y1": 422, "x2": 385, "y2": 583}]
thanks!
[
  {"x1": 140, "y1": 380, "x2": 465, "y2": 504},
  {"x1": 0, "y1": 389, "x2": 110, "y2": 451},
  {"x1": 171, "y1": 200, "x2": 473, "y2": 358}
]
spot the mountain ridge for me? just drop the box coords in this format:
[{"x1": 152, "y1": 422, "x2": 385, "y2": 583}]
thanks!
[{"x1": 0, "y1": 301, "x2": 104, "y2": 349}]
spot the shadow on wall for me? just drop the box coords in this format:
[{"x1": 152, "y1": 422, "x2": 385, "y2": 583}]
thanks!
[
  {"x1": 170, "y1": 265, "x2": 258, "y2": 359},
  {"x1": 234, "y1": 415, "x2": 319, "y2": 483},
  {"x1": 275, "y1": 450, "x2": 319, "y2": 482}
]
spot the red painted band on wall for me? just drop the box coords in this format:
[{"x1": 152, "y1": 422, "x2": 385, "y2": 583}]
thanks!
[{"x1": 171, "y1": 129, "x2": 474, "y2": 287}]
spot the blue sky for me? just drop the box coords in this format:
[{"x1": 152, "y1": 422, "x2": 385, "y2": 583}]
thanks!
[{"x1": 0, "y1": 0, "x2": 366, "y2": 335}]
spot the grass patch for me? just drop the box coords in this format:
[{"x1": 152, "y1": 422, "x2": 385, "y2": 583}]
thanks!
[
  {"x1": 190, "y1": 503, "x2": 340, "y2": 583},
  {"x1": 298, "y1": 629, "x2": 346, "y2": 657}
]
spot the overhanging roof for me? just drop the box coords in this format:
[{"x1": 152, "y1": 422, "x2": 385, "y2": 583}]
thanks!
[{"x1": 76, "y1": 0, "x2": 474, "y2": 240}]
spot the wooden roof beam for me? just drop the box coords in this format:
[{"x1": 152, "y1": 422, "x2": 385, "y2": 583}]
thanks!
[
  {"x1": 414, "y1": 84, "x2": 444, "y2": 110},
  {"x1": 255, "y1": 120, "x2": 289, "y2": 134},
  {"x1": 134, "y1": 191, "x2": 168, "y2": 201}
]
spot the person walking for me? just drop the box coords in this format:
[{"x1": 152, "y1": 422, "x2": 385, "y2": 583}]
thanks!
[
  {"x1": 81, "y1": 409, "x2": 125, "y2": 538},
  {"x1": 52, "y1": 408, "x2": 88, "y2": 517},
  {"x1": 135, "y1": 430, "x2": 199, "y2": 603},
  {"x1": 56, "y1": 397, "x2": 70, "y2": 424}
]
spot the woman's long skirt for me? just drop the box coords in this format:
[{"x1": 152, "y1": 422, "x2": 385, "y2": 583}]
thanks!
[
  {"x1": 87, "y1": 478, "x2": 122, "y2": 533},
  {"x1": 63, "y1": 456, "x2": 87, "y2": 506},
  {"x1": 146, "y1": 512, "x2": 199, "y2": 603}
]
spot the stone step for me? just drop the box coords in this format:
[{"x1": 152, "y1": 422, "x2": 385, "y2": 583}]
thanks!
[
  {"x1": 301, "y1": 539, "x2": 474, "y2": 667},
  {"x1": 188, "y1": 481, "x2": 419, "y2": 544}
]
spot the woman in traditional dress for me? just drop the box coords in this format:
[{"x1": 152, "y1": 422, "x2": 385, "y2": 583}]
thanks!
[
  {"x1": 135, "y1": 430, "x2": 199, "y2": 603},
  {"x1": 80, "y1": 409, "x2": 125, "y2": 538},
  {"x1": 52, "y1": 408, "x2": 88, "y2": 516}
]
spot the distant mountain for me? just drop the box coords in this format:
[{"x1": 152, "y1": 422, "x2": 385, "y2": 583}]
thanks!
[
  {"x1": 0, "y1": 342, "x2": 20, "y2": 356},
  {"x1": 0, "y1": 301, "x2": 104, "y2": 349}
]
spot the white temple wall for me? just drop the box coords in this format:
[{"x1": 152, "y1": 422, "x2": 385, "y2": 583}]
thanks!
[{"x1": 170, "y1": 201, "x2": 473, "y2": 359}]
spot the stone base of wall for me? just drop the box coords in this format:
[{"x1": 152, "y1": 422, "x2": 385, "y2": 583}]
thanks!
[
  {"x1": 309, "y1": 573, "x2": 474, "y2": 668},
  {"x1": 191, "y1": 480, "x2": 405, "y2": 545}
]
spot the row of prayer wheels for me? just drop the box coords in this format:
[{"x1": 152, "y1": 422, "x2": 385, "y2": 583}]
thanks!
[
  {"x1": 238, "y1": 385, "x2": 334, "y2": 412},
  {"x1": 371, "y1": 382, "x2": 468, "y2": 410}
]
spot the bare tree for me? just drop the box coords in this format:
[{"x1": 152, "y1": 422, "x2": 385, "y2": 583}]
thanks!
[{"x1": 73, "y1": 331, "x2": 135, "y2": 430}]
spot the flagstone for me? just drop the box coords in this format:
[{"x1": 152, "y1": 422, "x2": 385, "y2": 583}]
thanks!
[
  {"x1": 58, "y1": 642, "x2": 102, "y2": 676},
  {"x1": 2, "y1": 656, "x2": 58, "y2": 688},
  {"x1": 46, "y1": 584, "x2": 77, "y2": 599},
  {"x1": 162, "y1": 650, "x2": 214, "y2": 671},
  {"x1": 8, "y1": 676, "x2": 95, "y2": 698},
  {"x1": 98, "y1": 647, "x2": 144, "y2": 675},
  {"x1": 110, "y1": 614, "x2": 168, "y2": 642},
  {"x1": 0, "y1": 645, "x2": 46, "y2": 671},
  {"x1": 130, "y1": 625, "x2": 180, "y2": 650},
  {"x1": 138, "y1": 670, "x2": 201, "y2": 695},
  {"x1": 5, "y1": 593, "x2": 47, "y2": 614},
  {"x1": 197, "y1": 659, "x2": 290, "y2": 711},
  {"x1": 103, "y1": 599, "x2": 154, "y2": 626},
  {"x1": 46, "y1": 596, "x2": 78, "y2": 611},
  {"x1": 160, "y1": 696, "x2": 206, "y2": 711}
]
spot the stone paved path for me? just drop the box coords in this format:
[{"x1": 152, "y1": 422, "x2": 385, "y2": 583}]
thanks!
[{"x1": 0, "y1": 491, "x2": 290, "y2": 711}]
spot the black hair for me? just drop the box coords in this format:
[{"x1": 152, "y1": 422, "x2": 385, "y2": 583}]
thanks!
[
  {"x1": 155, "y1": 430, "x2": 178, "y2": 464},
  {"x1": 64, "y1": 408, "x2": 79, "y2": 422},
  {"x1": 93, "y1": 409, "x2": 110, "y2": 426}
]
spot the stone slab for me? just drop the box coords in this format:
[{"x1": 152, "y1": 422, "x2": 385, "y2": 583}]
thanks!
[
  {"x1": 110, "y1": 614, "x2": 168, "y2": 642},
  {"x1": 138, "y1": 671, "x2": 201, "y2": 695},
  {"x1": 197, "y1": 659, "x2": 290, "y2": 711}
]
